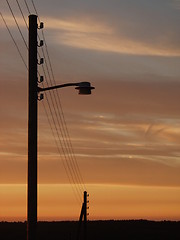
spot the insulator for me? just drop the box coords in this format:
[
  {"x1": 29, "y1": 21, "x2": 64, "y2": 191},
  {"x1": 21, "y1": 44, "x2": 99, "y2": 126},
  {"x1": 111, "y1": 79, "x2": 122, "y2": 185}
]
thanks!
[
  {"x1": 40, "y1": 76, "x2": 44, "y2": 83},
  {"x1": 40, "y1": 58, "x2": 44, "y2": 64},
  {"x1": 38, "y1": 40, "x2": 44, "y2": 47},
  {"x1": 38, "y1": 22, "x2": 44, "y2": 29},
  {"x1": 38, "y1": 93, "x2": 44, "y2": 101},
  {"x1": 37, "y1": 58, "x2": 44, "y2": 65}
]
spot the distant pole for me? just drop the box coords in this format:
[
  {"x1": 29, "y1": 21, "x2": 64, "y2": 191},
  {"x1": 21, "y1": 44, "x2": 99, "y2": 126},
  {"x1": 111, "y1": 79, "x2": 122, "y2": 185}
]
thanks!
[
  {"x1": 77, "y1": 191, "x2": 89, "y2": 240},
  {"x1": 84, "y1": 191, "x2": 87, "y2": 240},
  {"x1": 27, "y1": 14, "x2": 38, "y2": 240}
]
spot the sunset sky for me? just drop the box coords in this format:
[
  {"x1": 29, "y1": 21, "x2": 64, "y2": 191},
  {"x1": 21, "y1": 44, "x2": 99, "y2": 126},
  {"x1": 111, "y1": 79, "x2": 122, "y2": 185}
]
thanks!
[{"x1": 0, "y1": 0, "x2": 180, "y2": 221}]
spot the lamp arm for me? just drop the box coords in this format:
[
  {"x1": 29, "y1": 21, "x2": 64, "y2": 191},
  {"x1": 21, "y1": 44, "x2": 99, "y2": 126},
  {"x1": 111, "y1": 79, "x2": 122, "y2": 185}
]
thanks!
[{"x1": 38, "y1": 82, "x2": 79, "y2": 92}]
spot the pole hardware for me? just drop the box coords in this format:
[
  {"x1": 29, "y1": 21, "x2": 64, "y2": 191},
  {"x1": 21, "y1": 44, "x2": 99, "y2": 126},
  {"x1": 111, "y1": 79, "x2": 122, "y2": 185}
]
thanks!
[
  {"x1": 38, "y1": 93, "x2": 44, "y2": 101},
  {"x1": 38, "y1": 76, "x2": 44, "y2": 83},
  {"x1": 37, "y1": 40, "x2": 44, "y2": 47},
  {"x1": 38, "y1": 22, "x2": 44, "y2": 29},
  {"x1": 37, "y1": 57, "x2": 44, "y2": 65}
]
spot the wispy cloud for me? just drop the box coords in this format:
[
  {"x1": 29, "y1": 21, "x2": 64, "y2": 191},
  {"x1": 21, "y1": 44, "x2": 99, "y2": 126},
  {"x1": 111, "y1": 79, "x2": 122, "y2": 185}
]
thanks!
[
  {"x1": 0, "y1": 15, "x2": 26, "y2": 28},
  {"x1": 45, "y1": 17, "x2": 180, "y2": 57}
]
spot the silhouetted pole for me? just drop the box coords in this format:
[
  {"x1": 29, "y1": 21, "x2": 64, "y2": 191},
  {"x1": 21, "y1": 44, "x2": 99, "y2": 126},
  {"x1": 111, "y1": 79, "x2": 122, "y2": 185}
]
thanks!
[
  {"x1": 84, "y1": 191, "x2": 87, "y2": 240},
  {"x1": 77, "y1": 191, "x2": 88, "y2": 240},
  {"x1": 28, "y1": 14, "x2": 38, "y2": 240},
  {"x1": 27, "y1": 14, "x2": 94, "y2": 240},
  {"x1": 77, "y1": 203, "x2": 84, "y2": 240}
]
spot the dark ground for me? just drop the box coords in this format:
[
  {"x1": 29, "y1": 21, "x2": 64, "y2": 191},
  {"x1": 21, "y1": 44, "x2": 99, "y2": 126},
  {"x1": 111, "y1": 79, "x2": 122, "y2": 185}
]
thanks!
[{"x1": 0, "y1": 220, "x2": 180, "y2": 240}]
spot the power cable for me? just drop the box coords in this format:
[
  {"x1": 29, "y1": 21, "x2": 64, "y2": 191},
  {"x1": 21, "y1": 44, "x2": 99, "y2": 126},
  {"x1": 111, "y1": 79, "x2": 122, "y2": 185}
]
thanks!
[
  {"x1": 0, "y1": 11, "x2": 28, "y2": 69},
  {"x1": 39, "y1": 46, "x2": 85, "y2": 194},
  {"x1": 3, "y1": 0, "x2": 86, "y2": 202},
  {"x1": 16, "y1": 0, "x2": 28, "y2": 29},
  {"x1": 31, "y1": 0, "x2": 87, "y2": 191},
  {"x1": 41, "y1": 32, "x2": 87, "y2": 190},
  {"x1": 24, "y1": 0, "x2": 31, "y2": 14},
  {"x1": 6, "y1": 0, "x2": 28, "y2": 49},
  {"x1": 42, "y1": 95, "x2": 82, "y2": 204},
  {"x1": 15, "y1": 0, "x2": 84, "y2": 199}
]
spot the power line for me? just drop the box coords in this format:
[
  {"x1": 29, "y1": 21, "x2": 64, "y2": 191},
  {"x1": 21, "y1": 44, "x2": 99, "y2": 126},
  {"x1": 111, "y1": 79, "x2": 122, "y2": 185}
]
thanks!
[
  {"x1": 16, "y1": 0, "x2": 28, "y2": 29},
  {"x1": 32, "y1": 1, "x2": 87, "y2": 191},
  {"x1": 2, "y1": 0, "x2": 87, "y2": 202},
  {"x1": 31, "y1": 0, "x2": 39, "y2": 19},
  {"x1": 6, "y1": 0, "x2": 28, "y2": 49},
  {"x1": 39, "y1": 46, "x2": 86, "y2": 193},
  {"x1": 0, "y1": 11, "x2": 28, "y2": 69},
  {"x1": 42, "y1": 96, "x2": 82, "y2": 204},
  {"x1": 37, "y1": 34, "x2": 84, "y2": 198},
  {"x1": 36, "y1": 33, "x2": 84, "y2": 196},
  {"x1": 11, "y1": 0, "x2": 83, "y2": 195},
  {"x1": 41, "y1": 69, "x2": 83, "y2": 199},
  {"x1": 24, "y1": 0, "x2": 31, "y2": 14}
]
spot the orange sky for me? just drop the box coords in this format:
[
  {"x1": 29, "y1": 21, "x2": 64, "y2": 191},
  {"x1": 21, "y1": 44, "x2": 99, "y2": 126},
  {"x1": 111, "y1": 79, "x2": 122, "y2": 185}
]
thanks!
[{"x1": 0, "y1": 0, "x2": 180, "y2": 221}]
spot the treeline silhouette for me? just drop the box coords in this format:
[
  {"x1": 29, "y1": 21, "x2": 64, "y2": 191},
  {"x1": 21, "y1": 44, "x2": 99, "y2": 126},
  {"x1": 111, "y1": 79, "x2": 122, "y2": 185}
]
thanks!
[{"x1": 0, "y1": 220, "x2": 179, "y2": 240}]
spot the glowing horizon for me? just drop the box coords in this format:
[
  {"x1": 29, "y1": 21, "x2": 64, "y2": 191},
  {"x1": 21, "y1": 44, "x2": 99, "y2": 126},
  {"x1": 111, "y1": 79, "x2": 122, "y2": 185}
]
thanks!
[{"x1": 1, "y1": 183, "x2": 180, "y2": 222}]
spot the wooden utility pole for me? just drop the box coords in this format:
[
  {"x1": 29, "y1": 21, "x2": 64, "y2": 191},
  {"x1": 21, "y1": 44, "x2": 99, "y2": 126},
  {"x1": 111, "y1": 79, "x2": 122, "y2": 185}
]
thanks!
[
  {"x1": 83, "y1": 191, "x2": 87, "y2": 240},
  {"x1": 28, "y1": 14, "x2": 38, "y2": 240},
  {"x1": 27, "y1": 14, "x2": 94, "y2": 240},
  {"x1": 77, "y1": 191, "x2": 89, "y2": 240}
]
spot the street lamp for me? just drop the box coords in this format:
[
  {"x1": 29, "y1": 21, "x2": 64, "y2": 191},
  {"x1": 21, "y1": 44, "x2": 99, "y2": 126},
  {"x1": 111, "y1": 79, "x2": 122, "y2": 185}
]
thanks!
[
  {"x1": 38, "y1": 81, "x2": 95, "y2": 95},
  {"x1": 28, "y1": 15, "x2": 95, "y2": 240}
]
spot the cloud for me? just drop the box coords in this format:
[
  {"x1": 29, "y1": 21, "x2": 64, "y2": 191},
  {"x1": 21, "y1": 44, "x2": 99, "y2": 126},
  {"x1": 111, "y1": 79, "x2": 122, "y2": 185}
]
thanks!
[
  {"x1": 45, "y1": 18, "x2": 111, "y2": 34},
  {"x1": 44, "y1": 17, "x2": 180, "y2": 57},
  {"x1": 35, "y1": 0, "x2": 180, "y2": 56}
]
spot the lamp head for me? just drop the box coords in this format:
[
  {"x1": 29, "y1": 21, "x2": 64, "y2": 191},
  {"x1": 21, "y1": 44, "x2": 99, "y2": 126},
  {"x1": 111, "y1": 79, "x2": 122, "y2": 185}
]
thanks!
[{"x1": 75, "y1": 82, "x2": 95, "y2": 95}]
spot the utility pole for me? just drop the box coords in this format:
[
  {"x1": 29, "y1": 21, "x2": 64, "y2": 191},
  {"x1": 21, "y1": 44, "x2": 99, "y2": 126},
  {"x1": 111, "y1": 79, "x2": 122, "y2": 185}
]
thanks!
[
  {"x1": 84, "y1": 191, "x2": 87, "y2": 240},
  {"x1": 28, "y1": 14, "x2": 38, "y2": 240},
  {"x1": 27, "y1": 13, "x2": 94, "y2": 240},
  {"x1": 77, "y1": 191, "x2": 89, "y2": 240}
]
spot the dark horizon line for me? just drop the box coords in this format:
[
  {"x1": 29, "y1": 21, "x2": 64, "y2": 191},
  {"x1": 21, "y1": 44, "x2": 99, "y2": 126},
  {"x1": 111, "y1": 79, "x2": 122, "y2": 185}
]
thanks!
[{"x1": 1, "y1": 219, "x2": 180, "y2": 223}]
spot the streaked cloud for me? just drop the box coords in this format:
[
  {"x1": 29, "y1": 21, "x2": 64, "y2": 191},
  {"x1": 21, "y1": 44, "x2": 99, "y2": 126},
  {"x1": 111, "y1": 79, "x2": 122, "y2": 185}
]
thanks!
[
  {"x1": 44, "y1": 17, "x2": 180, "y2": 56},
  {"x1": 35, "y1": 0, "x2": 180, "y2": 56},
  {"x1": 45, "y1": 18, "x2": 112, "y2": 34}
]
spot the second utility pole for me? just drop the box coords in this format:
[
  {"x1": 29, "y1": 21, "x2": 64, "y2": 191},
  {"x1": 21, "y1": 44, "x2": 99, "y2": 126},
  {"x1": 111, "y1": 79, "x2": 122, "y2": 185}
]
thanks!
[{"x1": 28, "y1": 14, "x2": 38, "y2": 240}]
